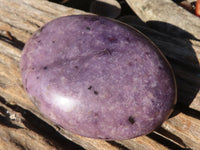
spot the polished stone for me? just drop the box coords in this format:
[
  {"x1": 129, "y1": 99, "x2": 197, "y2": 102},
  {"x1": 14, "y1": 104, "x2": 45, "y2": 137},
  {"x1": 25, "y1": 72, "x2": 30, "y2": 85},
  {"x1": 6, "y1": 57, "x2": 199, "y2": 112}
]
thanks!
[{"x1": 21, "y1": 15, "x2": 176, "y2": 140}]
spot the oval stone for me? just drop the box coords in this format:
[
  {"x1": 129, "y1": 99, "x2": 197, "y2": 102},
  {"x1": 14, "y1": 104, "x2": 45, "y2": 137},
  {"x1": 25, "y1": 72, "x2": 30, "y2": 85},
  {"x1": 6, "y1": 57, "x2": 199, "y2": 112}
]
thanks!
[{"x1": 20, "y1": 15, "x2": 176, "y2": 140}]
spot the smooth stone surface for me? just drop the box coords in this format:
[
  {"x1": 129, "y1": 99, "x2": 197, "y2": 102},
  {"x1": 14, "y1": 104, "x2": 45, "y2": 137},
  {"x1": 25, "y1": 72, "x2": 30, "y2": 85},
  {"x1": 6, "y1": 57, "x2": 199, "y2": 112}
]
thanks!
[{"x1": 20, "y1": 15, "x2": 176, "y2": 140}]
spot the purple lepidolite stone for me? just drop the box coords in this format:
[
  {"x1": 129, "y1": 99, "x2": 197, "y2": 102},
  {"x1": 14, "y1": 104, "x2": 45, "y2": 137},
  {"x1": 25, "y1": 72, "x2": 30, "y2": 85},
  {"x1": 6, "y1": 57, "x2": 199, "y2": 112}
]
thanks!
[{"x1": 21, "y1": 15, "x2": 176, "y2": 140}]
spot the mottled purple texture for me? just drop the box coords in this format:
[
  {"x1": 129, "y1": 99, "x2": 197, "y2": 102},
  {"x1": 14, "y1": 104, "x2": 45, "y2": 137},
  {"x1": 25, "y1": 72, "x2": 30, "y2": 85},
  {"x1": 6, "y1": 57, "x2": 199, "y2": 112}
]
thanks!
[{"x1": 20, "y1": 15, "x2": 176, "y2": 140}]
